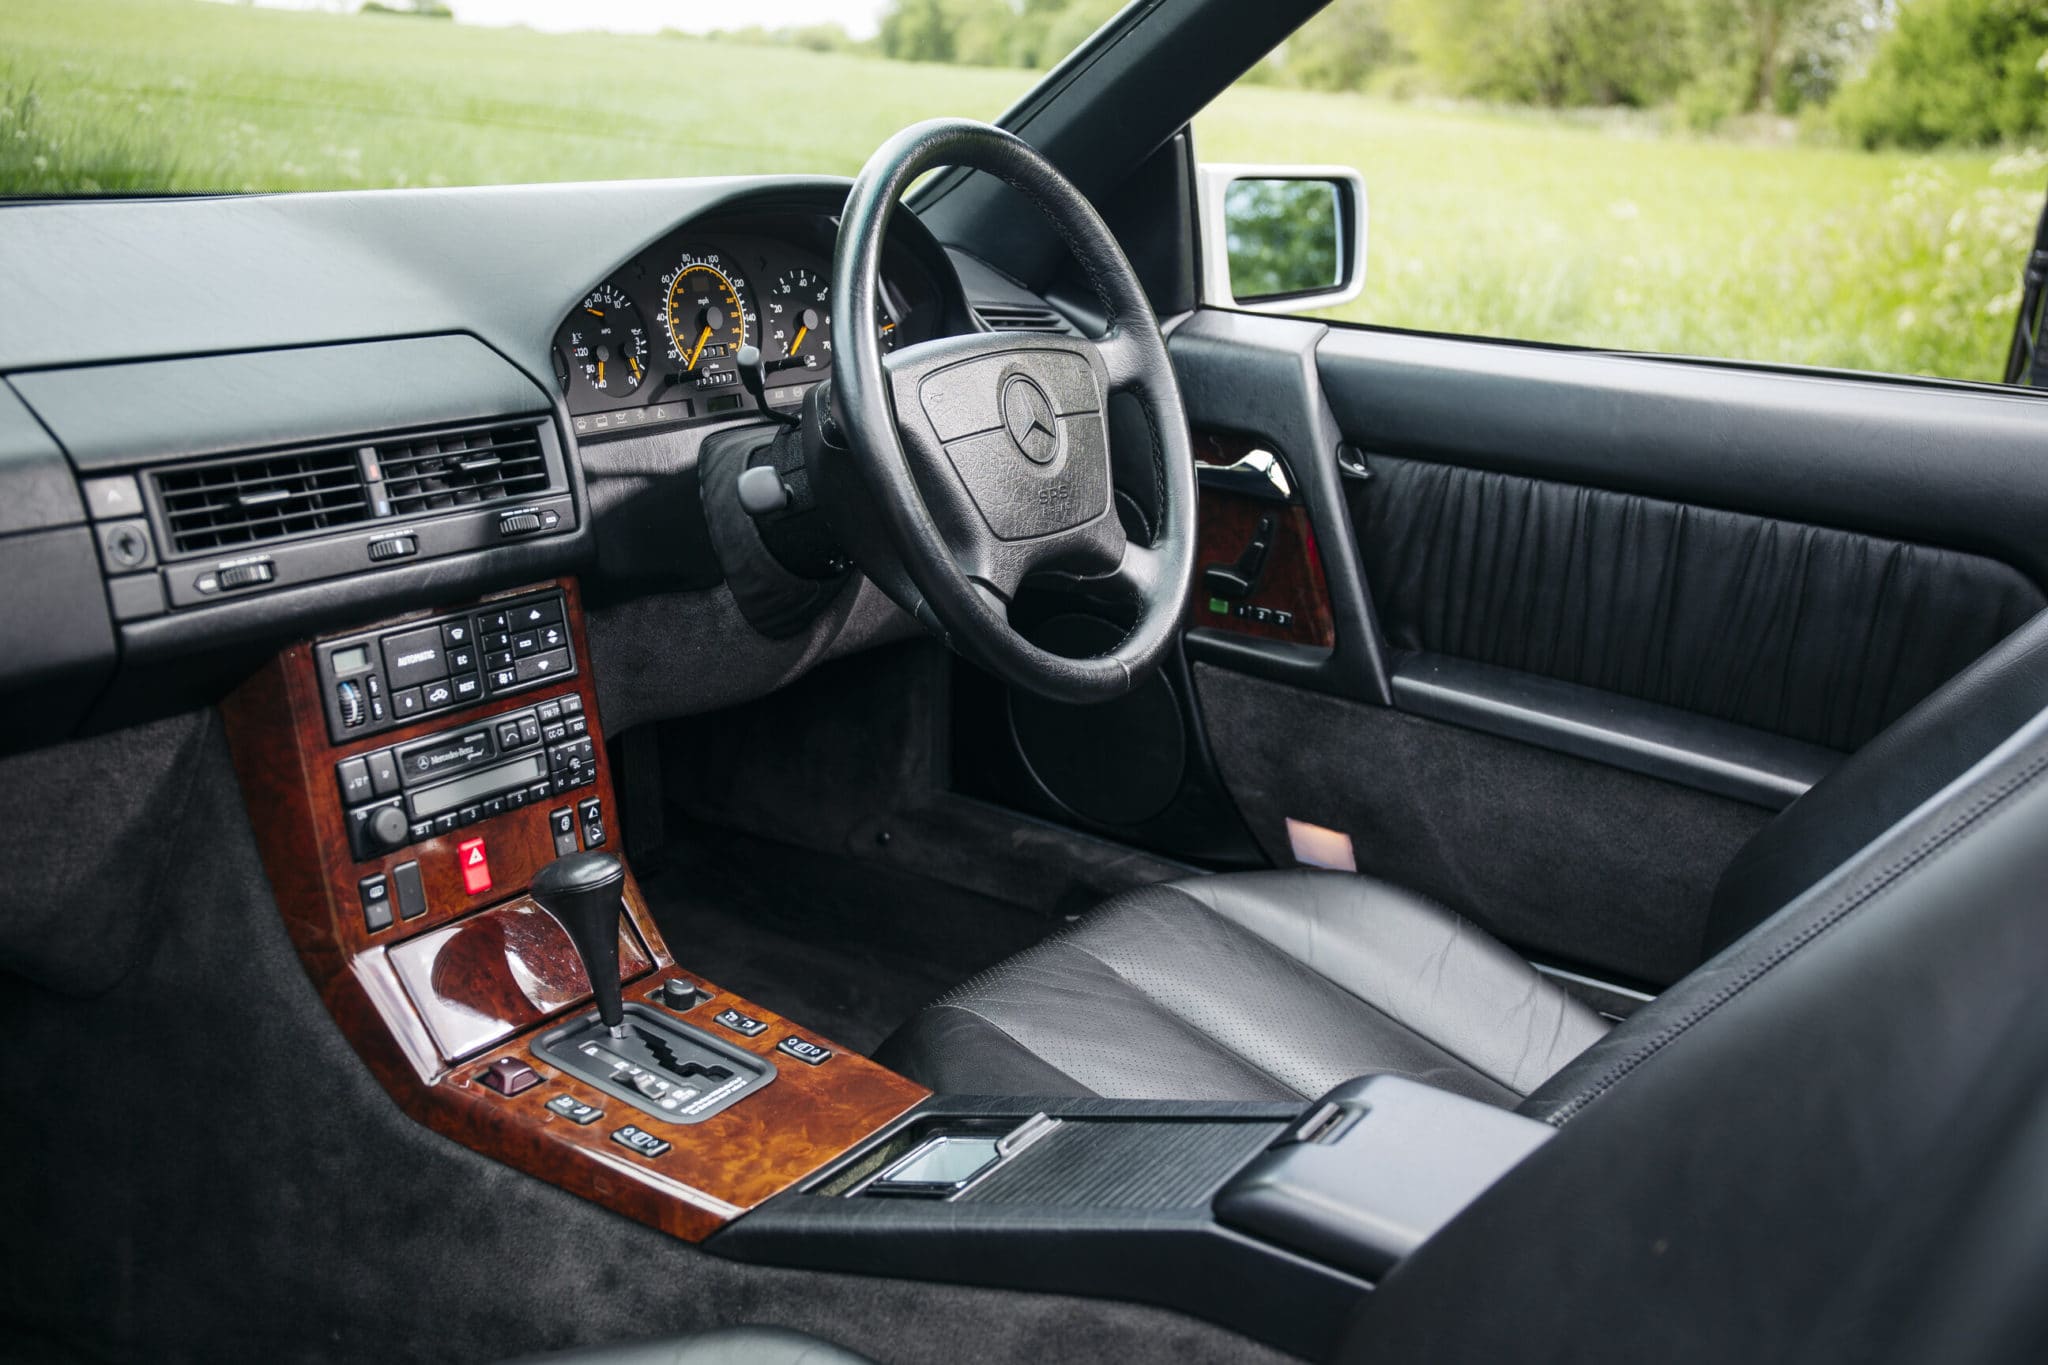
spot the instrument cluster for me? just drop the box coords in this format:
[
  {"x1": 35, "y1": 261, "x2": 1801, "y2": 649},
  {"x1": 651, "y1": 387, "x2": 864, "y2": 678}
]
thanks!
[{"x1": 552, "y1": 216, "x2": 925, "y2": 439}]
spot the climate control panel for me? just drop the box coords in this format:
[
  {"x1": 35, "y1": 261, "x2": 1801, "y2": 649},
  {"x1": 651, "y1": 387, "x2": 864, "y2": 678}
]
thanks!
[{"x1": 316, "y1": 588, "x2": 575, "y2": 742}]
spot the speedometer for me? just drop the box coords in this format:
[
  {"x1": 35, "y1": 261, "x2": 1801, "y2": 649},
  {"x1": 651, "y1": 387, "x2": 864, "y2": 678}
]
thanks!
[{"x1": 661, "y1": 253, "x2": 754, "y2": 390}]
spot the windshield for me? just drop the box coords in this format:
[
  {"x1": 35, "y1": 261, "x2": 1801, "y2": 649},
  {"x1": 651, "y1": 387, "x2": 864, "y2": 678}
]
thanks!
[{"x1": 2, "y1": 0, "x2": 1130, "y2": 195}]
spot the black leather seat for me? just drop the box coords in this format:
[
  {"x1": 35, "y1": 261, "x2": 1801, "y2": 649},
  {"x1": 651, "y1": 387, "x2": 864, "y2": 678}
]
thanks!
[{"x1": 880, "y1": 609, "x2": 2048, "y2": 1103}]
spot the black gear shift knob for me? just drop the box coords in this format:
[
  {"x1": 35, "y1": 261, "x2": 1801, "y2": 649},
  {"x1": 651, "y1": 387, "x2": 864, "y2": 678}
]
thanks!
[{"x1": 529, "y1": 851, "x2": 628, "y2": 1037}]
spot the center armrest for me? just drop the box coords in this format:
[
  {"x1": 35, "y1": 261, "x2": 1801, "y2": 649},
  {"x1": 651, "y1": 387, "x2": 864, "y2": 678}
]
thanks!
[{"x1": 1213, "y1": 1074, "x2": 1553, "y2": 1279}]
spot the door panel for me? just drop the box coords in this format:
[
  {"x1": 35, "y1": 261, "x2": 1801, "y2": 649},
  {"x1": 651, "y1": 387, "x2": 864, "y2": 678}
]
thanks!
[
  {"x1": 1170, "y1": 312, "x2": 2048, "y2": 985},
  {"x1": 1317, "y1": 329, "x2": 2048, "y2": 588},
  {"x1": 1355, "y1": 453, "x2": 2043, "y2": 752},
  {"x1": 1194, "y1": 662, "x2": 1768, "y2": 986}
]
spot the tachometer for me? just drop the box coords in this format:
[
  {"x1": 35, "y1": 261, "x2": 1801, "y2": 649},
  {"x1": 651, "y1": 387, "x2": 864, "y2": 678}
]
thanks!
[
  {"x1": 565, "y1": 283, "x2": 649, "y2": 395},
  {"x1": 661, "y1": 254, "x2": 753, "y2": 389}
]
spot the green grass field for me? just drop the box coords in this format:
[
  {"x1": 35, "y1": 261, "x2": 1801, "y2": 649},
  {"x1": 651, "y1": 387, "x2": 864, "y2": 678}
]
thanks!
[{"x1": 4, "y1": 0, "x2": 2040, "y2": 382}]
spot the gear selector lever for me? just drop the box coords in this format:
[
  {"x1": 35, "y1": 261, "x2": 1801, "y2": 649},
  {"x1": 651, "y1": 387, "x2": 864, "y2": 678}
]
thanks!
[{"x1": 530, "y1": 851, "x2": 629, "y2": 1038}]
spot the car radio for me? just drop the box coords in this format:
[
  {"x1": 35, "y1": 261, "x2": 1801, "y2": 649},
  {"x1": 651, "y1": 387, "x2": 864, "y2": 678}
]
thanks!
[
  {"x1": 336, "y1": 690, "x2": 598, "y2": 861},
  {"x1": 314, "y1": 587, "x2": 576, "y2": 742}
]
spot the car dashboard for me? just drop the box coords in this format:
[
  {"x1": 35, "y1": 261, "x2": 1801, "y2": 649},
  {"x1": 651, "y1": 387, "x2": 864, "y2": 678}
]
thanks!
[{"x1": 0, "y1": 179, "x2": 985, "y2": 749}]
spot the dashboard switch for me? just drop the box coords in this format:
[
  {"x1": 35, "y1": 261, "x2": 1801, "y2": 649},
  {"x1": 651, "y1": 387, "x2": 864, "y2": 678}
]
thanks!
[
  {"x1": 498, "y1": 511, "x2": 542, "y2": 537},
  {"x1": 215, "y1": 559, "x2": 275, "y2": 591},
  {"x1": 392, "y1": 860, "x2": 427, "y2": 921},
  {"x1": 714, "y1": 1007, "x2": 768, "y2": 1038},
  {"x1": 367, "y1": 535, "x2": 417, "y2": 562},
  {"x1": 359, "y1": 875, "x2": 392, "y2": 933},
  {"x1": 457, "y1": 836, "x2": 492, "y2": 895},
  {"x1": 478, "y1": 1058, "x2": 540, "y2": 1097},
  {"x1": 549, "y1": 807, "x2": 579, "y2": 857}
]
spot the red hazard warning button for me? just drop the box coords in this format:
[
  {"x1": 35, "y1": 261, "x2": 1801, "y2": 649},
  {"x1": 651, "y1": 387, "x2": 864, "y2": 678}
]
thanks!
[{"x1": 457, "y1": 836, "x2": 492, "y2": 895}]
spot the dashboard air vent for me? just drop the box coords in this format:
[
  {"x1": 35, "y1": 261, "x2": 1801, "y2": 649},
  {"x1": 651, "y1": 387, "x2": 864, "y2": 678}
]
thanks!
[
  {"x1": 155, "y1": 447, "x2": 372, "y2": 555},
  {"x1": 379, "y1": 424, "x2": 550, "y2": 517},
  {"x1": 972, "y1": 302, "x2": 1077, "y2": 335}
]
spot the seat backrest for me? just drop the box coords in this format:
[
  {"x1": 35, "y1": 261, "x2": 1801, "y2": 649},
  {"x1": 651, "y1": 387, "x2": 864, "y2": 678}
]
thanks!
[
  {"x1": 1342, "y1": 699, "x2": 2048, "y2": 1361},
  {"x1": 1703, "y1": 605, "x2": 2048, "y2": 957}
]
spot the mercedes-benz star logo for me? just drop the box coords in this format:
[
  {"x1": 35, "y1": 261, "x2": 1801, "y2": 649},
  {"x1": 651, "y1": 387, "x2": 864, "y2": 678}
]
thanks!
[{"x1": 1001, "y1": 374, "x2": 1061, "y2": 465}]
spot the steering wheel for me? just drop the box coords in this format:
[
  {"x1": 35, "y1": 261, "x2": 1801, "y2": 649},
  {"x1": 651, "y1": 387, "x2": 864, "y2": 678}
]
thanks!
[{"x1": 827, "y1": 119, "x2": 1196, "y2": 705}]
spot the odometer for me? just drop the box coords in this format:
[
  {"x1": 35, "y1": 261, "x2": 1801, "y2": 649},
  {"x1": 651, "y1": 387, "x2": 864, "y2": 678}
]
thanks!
[{"x1": 661, "y1": 255, "x2": 753, "y2": 389}]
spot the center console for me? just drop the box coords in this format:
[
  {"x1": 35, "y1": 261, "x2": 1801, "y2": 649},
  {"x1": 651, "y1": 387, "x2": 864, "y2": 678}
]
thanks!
[
  {"x1": 221, "y1": 574, "x2": 1553, "y2": 1359},
  {"x1": 220, "y1": 577, "x2": 928, "y2": 1242}
]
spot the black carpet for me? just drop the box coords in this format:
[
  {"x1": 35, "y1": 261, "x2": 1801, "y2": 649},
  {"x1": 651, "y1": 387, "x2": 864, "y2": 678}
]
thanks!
[
  {"x1": 636, "y1": 825, "x2": 1054, "y2": 1055},
  {"x1": 0, "y1": 714, "x2": 1292, "y2": 1365}
]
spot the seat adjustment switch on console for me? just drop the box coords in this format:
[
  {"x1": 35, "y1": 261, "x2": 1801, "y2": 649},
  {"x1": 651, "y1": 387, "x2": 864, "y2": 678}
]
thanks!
[{"x1": 530, "y1": 851, "x2": 630, "y2": 1037}]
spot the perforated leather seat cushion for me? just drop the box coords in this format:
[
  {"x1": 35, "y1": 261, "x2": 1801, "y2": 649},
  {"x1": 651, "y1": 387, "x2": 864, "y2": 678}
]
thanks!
[{"x1": 875, "y1": 870, "x2": 1610, "y2": 1105}]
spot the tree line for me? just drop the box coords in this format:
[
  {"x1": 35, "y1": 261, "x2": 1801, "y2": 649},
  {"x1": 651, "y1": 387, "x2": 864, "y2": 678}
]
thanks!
[{"x1": 719, "y1": 0, "x2": 2046, "y2": 150}]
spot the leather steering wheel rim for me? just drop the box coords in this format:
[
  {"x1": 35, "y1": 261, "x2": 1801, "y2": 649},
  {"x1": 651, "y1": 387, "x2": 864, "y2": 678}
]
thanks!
[{"x1": 831, "y1": 118, "x2": 1197, "y2": 704}]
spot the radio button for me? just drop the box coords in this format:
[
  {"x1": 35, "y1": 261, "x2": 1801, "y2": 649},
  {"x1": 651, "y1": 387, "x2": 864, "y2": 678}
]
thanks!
[
  {"x1": 517, "y1": 715, "x2": 541, "y2": 746},
  {"x1": 488, "y1": 667, "x2": 518, "y2": 691},
  {"x1": 336, "y1": 757, "x2": 374, "y2": 806},
  {"x1": 478, "y1": 611, "x2": 509, "y2": 634},
  {"x1": 367, "y1": 749, "x2": 401, "y2": 797}
]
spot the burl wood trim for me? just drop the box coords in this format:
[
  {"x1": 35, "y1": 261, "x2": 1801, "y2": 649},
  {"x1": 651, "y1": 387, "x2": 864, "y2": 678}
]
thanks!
[
  {"x1": 1188, "y1": 431, "x2": 1337, "y2": 649},
  {"x1": 220, "y1": 577, "x2": 928, "y2": 1242}
]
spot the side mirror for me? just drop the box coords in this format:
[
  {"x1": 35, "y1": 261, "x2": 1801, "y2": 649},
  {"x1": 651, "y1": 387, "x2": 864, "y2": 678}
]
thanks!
[{"x1": 1196, "y1": 165, "x2": 1367, "y2": 313}]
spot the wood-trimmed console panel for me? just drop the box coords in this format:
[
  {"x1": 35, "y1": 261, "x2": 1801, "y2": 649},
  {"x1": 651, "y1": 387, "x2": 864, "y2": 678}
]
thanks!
[{"x1": 221, "y1": 577, "x2": 928, "y2": 1242}]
